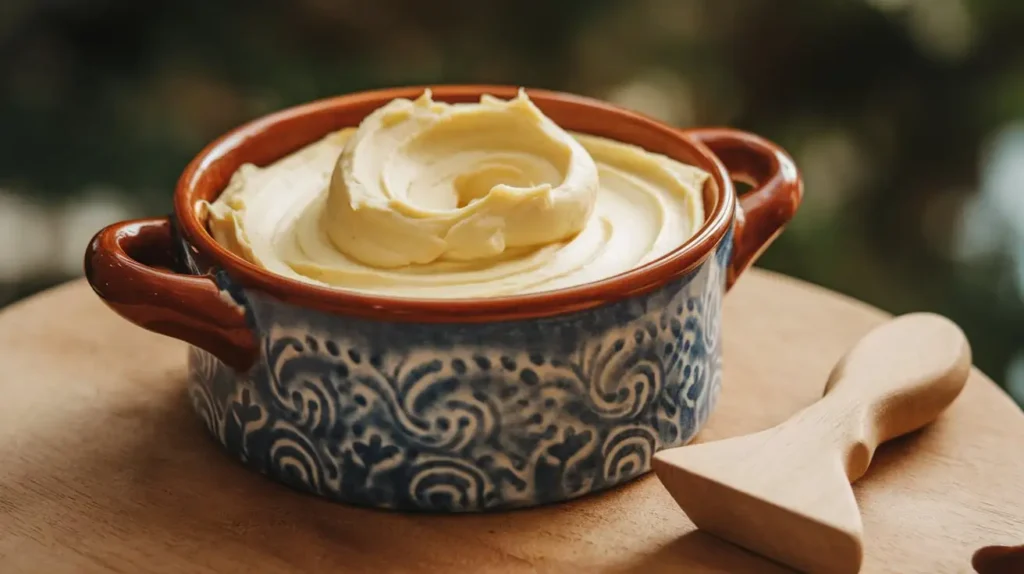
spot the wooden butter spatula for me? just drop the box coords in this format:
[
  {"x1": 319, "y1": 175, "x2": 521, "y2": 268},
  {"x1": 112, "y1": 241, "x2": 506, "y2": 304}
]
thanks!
[{"x1": 652, "y1": 312, "x2": 972, "y2": 574}]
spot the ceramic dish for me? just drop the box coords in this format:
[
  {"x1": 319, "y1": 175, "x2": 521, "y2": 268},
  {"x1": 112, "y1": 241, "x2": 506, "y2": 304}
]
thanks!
[{"x1": 84, "y1": 85, "x2": 802, "y2": 512}]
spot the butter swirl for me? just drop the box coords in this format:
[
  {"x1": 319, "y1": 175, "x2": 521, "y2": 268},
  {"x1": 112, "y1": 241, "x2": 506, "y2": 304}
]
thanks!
[
  {"x1": 204, "y1": 90, "x2": 708, "y2": 299},
  {"x1": 326, "y1": 90, "x2": 599, "y2": 267}
]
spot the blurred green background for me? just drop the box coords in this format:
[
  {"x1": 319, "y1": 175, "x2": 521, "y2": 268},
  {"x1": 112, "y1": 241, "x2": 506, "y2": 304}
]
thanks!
[{"x1": 1, "y1": 0, "x2": 1022, "y2": 405}]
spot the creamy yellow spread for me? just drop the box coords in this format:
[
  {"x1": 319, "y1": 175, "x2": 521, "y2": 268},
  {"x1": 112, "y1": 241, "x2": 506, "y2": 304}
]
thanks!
[{"x1": 204, "y1": 90, "x2": 708, "y2": 299}]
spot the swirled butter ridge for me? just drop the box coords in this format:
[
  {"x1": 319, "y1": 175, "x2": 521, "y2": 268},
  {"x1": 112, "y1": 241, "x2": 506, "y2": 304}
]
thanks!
[{"x1": 204, "y1": 89, "x2": 708, "y2": 299}]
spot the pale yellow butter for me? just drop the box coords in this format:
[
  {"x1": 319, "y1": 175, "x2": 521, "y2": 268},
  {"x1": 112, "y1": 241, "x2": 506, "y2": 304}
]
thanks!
[{"x1": 205, "y1": 89, "x2": 708, "y2": 299}]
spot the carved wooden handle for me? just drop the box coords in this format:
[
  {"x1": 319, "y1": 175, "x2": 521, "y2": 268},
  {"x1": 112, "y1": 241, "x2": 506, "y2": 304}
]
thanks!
[
  {"x1": 685, "y1": 128, "x2": 803, "y2": 288},
  {"x1": 811, "y1": 312, "x2": 972, "y2": 481},
  {"x1": 84, "y1": 216, "x2": 258, "y2": 371},
  {"x1": 651, "y1": 313, "x2": 971, "y2": 574}
]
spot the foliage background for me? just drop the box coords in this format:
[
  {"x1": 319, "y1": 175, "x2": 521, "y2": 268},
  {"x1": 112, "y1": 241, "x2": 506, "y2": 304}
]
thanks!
[{"x1": 1, "y1": 0, "x2": 1022, "y2": 405}]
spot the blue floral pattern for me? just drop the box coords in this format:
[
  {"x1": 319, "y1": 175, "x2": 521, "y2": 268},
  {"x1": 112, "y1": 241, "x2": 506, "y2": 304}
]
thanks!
[{"x1": 183, "y1": 230, "x2": 732, "y2": 512}]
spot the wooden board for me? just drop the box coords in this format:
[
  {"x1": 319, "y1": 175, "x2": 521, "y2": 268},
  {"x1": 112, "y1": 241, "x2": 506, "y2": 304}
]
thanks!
[{"x1": 0, "y1": 270, "x2": 1020, "y2": 573}]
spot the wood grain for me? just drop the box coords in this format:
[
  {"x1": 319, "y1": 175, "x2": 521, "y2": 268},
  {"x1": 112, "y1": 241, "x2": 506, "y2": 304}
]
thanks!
[
  {"x1": 0, "y1": 270, "x2": 1020, "y2": 574},
  {"x1": 653, "y1": 313, "x2": 973, "y2": 573}
]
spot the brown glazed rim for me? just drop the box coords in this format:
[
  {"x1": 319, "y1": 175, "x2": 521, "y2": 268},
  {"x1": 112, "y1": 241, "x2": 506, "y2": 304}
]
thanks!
[{"x1": 174, "y1": 85, "x2": 736, "y2": 322}]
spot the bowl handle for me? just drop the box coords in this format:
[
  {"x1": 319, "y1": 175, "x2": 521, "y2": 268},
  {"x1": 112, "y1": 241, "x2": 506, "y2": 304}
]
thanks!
[
  {"x1": 685, "y1": 128, "x2": 803, "y2": 289},
  {"x1": 84, "y1": 216, "x2": 259, "y2": 371}
]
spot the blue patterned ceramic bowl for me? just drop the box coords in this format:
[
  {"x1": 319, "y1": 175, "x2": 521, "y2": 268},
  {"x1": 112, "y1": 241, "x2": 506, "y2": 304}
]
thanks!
[{"x1": 85, "y1": 85, "x2": 802, "y2": 512}]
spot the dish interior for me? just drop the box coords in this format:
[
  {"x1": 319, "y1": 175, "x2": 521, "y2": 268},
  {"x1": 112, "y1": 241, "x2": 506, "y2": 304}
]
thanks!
[{"x1": 175, "y1": 86, "x2": 731, "y2": 312}]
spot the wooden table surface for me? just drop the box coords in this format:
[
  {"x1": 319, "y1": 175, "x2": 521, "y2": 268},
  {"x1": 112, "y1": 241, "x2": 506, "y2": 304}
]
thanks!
[{"x1": 0, "y1": 270, "x2": 1021, "y2": 573}]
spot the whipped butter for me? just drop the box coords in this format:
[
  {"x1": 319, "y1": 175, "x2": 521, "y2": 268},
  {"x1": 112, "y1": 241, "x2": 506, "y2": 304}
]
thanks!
[{"x1": 204, "y1": 90, "x2": 708, "y2": 299}]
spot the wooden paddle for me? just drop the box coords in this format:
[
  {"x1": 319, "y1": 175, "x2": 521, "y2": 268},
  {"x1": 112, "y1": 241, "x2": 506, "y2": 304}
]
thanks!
[{"x1": 652, "y1": 312, "x2": 972, "y2": 573}]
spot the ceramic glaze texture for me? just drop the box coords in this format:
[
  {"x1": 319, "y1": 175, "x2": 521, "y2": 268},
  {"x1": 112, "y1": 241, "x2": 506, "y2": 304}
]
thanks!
[{"x1": 182, "y1": 231, "x2": 731, "y2": 512}]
